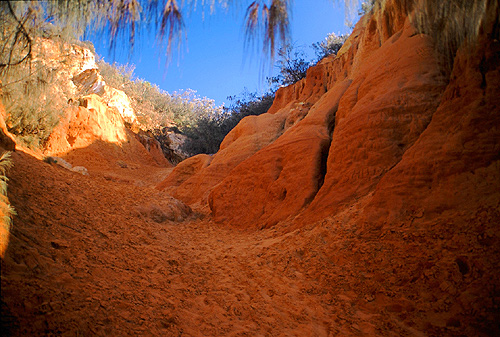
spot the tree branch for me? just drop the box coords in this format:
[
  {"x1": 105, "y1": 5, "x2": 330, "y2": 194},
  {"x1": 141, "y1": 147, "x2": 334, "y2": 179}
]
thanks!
[{"x1": 0, "y1": 1, "x2": 32, "y2": 69}]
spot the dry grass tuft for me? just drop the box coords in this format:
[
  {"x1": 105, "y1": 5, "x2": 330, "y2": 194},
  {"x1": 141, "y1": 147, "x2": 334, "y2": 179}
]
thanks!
[
  {"x1": 0, "y1": 151, "x2": 15, "y2": 256},
  {"x1": 409, "y1": 0, "x2": 489, "y2": 72}
]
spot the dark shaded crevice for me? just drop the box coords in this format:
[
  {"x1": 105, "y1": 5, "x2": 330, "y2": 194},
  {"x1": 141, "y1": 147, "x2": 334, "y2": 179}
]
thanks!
[
  {"x1": 302, "y1": 137, "x2": 332, "y2": 209},
  {"x1": 316, "y1": 136, "x2": 332, "y2": 192},
  {"x1": 66, "y1": 134, "x2": 76, "y2": 147},
  {"x1": 479, "y1": 55, "x2": 488, "y2": 90},
  {"x1": 318, "y1": 112, "x2": 337, "y2": 191},
  {"x1": 303, "y1": 114, "x2": 336, "y2": 208},
  {"x1": 326, "y1": 113, "x2": 336, "y2": 136}
]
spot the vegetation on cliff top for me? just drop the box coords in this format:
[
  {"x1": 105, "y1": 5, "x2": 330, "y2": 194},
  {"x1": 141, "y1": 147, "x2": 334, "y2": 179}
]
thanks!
[{"x1": 97, "y1": 28, "x2": 348, "y2": 156}]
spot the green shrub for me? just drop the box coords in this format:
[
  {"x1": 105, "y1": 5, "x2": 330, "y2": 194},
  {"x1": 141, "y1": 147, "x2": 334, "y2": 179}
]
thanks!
[
  {"x1": 98, "y1": 58, "x2": 229, "y2": 155},
  {"x1": 97, "y1": 59, "x2": 135, "y2": 89},
  {"x1": 312, "y1": 32, "x2": 349, "y2": 62},
  {"x1": 182, "y1": 92, "x2": 274, "y2": 155},
  {"x1": 267, "y1": 44, "x2": 311, "y2": 89},
  {"x1": 0, "y1": 1, "x2": 85, "y2": 149},
  {"x1": 359, "y1": 0, "x2": 376, "y2": 15}
]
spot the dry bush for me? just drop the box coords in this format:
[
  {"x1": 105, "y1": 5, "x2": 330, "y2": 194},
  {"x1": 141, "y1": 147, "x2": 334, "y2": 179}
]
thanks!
[
  {"x1": 1, "y1": 61, "x2": 66, "y2": 148},
  {"x1": 0, "y1": 152, "x2": 15, "y2": 242},
  {"x1": 374, "y1": 0, "x2": 491, "y2": 73}
]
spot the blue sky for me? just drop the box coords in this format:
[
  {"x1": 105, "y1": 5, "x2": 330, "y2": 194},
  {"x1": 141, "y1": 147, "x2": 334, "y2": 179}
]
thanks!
[{"x1": 89, "y1": 1, "x2": 351, "y2": 106}]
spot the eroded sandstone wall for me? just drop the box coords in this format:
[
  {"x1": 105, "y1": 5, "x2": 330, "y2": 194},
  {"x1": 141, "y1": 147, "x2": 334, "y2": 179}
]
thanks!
[
  {"x1": 155, "y1": 2, "x2": 434, "y2": 219},
  {"x1": 157, "y1": 0, "x2": 498, "y2": 234}
]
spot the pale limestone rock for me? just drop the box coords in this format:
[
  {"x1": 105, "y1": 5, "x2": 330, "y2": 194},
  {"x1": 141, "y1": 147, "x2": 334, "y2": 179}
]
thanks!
[
  {"x1": 45, "y1": 156, "x2": 73, "y2": 170},
  {"x1": 70, "y1": 166, "x2": 89, "y2": 176},
  {"x1": 101, "y1": 86, "x2": 136, "y2": 123}
]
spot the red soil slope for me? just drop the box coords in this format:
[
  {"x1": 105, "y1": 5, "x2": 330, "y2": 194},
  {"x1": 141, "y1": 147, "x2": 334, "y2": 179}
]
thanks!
[{"x1": 3, "y1": 147, "x2": 498, "y2": 336}]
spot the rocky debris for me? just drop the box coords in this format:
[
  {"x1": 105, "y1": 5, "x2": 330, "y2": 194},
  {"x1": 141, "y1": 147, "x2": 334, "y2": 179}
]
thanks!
[
  {"x1": 45, "y1": 156, "x2": 73, "y2": 170},
  {"x1": 71, "y1": 166, "x2": 89, "y2": 176},
  {"x1": 44, "y1": 156, "x2": 88, "y2": 175},
  {"x1": 134, "y1": 198, "x2": 192, "y2": 223},
  {"x1": 133, "y1": 130, "x2": 171, "y2": 167},
  {"x1": 116, "y1": 160, "x2": 128, "y2": 168},
  {"x1": 72, "y1": 68, "x2": 106, "y2": 97},
  {"x1": 152, "y1": 127, "x2": 190, "y2": 165},
  {"x1": 164, "y1": 132, "x2": 189, "y2": 158}
]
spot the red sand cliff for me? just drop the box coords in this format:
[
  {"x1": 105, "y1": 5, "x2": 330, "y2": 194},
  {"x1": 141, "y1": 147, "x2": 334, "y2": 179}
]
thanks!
[{"x1": 157, "y1": 1, "x2": 499, "y2": 233}]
